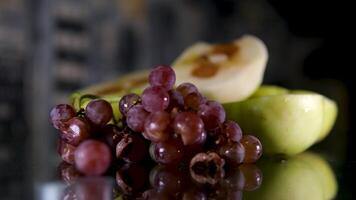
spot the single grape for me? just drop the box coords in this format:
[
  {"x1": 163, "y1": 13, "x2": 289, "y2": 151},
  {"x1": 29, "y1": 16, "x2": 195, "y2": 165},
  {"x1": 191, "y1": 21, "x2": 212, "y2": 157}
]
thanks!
[
  {"x1": 222, "y1": 120, "x2": 242, "y2": 142},
  {"x1": 198, "y1": 101, "x2": 226, "y2": 130},
  {"x1": 85, "y1": 99, "x2": 113, "y2": 126},
  {"x1": 57, "y1": 140, "x2": 76, "y2": 164},
  {"x1": 239, "y1": 164, "x2": 263, "y2": 191},
  {"x1": 176, "y1": 82, "x2": 198, "y2": 97},
  {"x1": 166, "y1": 90, "x2": 184, "y2": 111},
  {"x1": 119, "y1": 93, "x2": 141, "y2": 116},
  {"x1": 141, "y1": 86, "x2": 170, "y2": 112},
  {"x1": 173, "y1": 112, "x2": 204, "y2": 145},
  {"x1": 126, "y1": 105, "x2": 149, "y2": 132},
  {"x1": 143, "y1": 111, "x2": 171, "y2": 142},
  {"x1": 184, "y1": 131, "x2": 207, "y2": 161},
  {"x1": 184, "y1": 92, "x2": 205, "y2": 111},
  {"x1": 50, "y1": 104, "x2": 76, "y2": 130},
  {"x1": 149, "y1": 65, "x2": 176, "y2": 90},
  {"x1": 218, "y1": 142, "x2": 245, "y2": 165},
  {"x1": 240, "y1": 135, "x2": 263, "y2": 163},
  {"x1": 60, "y1": 117, "x2": 90, "y2": 146},
  {"x1": 150, "y1": 139, "x2": 184, "y2": 165},
  {"x1": 74, "y1": 140, "x2": 112, "y2": 176},
  {"x1": 116, "y1": 133, "x2": 147, "y2": 163}
]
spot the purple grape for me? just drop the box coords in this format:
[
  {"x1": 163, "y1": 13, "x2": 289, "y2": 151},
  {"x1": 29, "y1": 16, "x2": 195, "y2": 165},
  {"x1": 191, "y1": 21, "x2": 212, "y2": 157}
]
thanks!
[
  {"x1": 176, "y1": 82, "x2": 198, "y2": 97},
  {"x1": 218, "y1": 142, "x2": 245, "y2": 165},
  {"x1": 240, "y1": 135, "x2": 263, "y2": 163},
  {"x1": 149, "y1": 65, "x2": 176, "y2": 90},
  {"x1": 119, "y1": 93, "x2": 141, "y2": 116},
  {"x1": 167, "y1": 89, "x2": 184, "y2": 111},
  {"x1": 150, "y1": 139, "x2": 184, "y2": 165},
  {"x1": 184, "y1": 92, "x2": 205, "y2": 111},
  {"x1": 141, "y1": 86, "x2": 170, "y2": 112},
  {"x1": 57, "y1": 140, "x2": 76, "y2": 164},
  {"x1": 126, "y1": 105, "x2": 149, "y2": 132},
  {"x1": 85, "y1": 99, "x2": 113, "y2": 126},
  {"x1": 173, "y1": 112, "x2": 204, "y2": 145},
  {"x1": 198, "y1": 101, "x2": 226, "y2": 130},
  {"x1": 143, "y1": 111, "x2": 171, "y2": 142},
  {"x1": 50, "y1": 104, "x2": 76, "y2": 130},
  {"x1": 116, "y1": 133, "x2": 147, "y2": 163},
  {"x1": 223, "y1": 120, "x2": 243, "y2": 142},
  {"x1": 74, "y1": 140, "x2": 112, "y2": 176},
  {"x1": 60, "y1": 117, "x2": 90, "y2": 146}
]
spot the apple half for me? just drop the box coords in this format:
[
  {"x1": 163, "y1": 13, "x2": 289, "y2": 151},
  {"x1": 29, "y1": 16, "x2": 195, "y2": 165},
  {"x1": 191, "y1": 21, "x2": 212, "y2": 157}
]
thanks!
[{"x1": 223, "y1": 85, "x2": 338, "y2": 156}]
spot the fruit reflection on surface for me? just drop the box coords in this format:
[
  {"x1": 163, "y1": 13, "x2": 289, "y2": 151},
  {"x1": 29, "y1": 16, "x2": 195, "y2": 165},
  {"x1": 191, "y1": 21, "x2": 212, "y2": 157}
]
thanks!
[{"x1": 59, "y1": 163, "x2": 263, "y2": 200}]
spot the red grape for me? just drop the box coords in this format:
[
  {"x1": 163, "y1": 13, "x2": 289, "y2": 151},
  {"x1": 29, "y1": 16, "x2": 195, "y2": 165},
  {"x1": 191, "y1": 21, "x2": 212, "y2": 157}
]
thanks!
[
  {"x1": 99, "y1": 124, "x2": 123, "y2": 151},
  {"x1": 143, "y1": 111, "x2": 171, "y2": 142},
  {"x1": 60, "y1": 117, "x2": 90, "y2": 146},
  {"x1": 74, "y1": 140, "x2": 112, "y2": 176},
  {"x1": 184, "y1": 92, "x2": 205, "y2": 111},
  {"x1": 173, "y1": 112, "x2": 204, "y2": 145},
  {"x1": 119, "y1": 93, "x2": 141, "y2": 116},
  {"x1": 50, "y1": 104, "x2": 76, "y2": 130},
  {"x1": 58, "y1": 140, "x2": 76, "y2": 164},
  {"x1": 149, "y1": 65, "x2": 176, "y2": 90},
  {"x1": 58, "y1": 161, "x2": 82, "y2": 185},
  {"x1": 167, "y1": 90, "x2": 184, "y2": 111},
  {"x1": 240, "y1": 135, "x2": 263, "y2": 163},
  {"x1": 176, "y1": 82, "x2": 198, "y2": 97},
  {"x1": 85, "y1": 99, "x2": 113, "y2": 126},
  {"x1": 222, "y1": 120, "x2": 242, "y2": 142},
  {"x1": 150, "y1": 139, "x2": 184, "y2": 165},
  {"x1": 126, "y1": 105, "x2": 149, "y2": 132},
  {"x1": 239, "y1": 164, "x2": 263, "y2": 191},
  {"x1": 198, "y1": 101, "x2": 226, "y2": 130},
  {"x1": 218, "y1": 142, "x2": 245, "y2": 165},
  {"x1": 141, "y1": 86, "x2": 170, "y2": 112}
]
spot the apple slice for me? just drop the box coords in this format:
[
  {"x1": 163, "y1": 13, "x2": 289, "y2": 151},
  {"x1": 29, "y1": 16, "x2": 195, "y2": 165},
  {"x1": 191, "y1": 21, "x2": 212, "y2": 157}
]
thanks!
[
  {"x1": 173, "y1": 35, "x2": 268, "y2": 103},
  {"x1": 223, "y1": 85, "x2": 338, "y2": 156}
]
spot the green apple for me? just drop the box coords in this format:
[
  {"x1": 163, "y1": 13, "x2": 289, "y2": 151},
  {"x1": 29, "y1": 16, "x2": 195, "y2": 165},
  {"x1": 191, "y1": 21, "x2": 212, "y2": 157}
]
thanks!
[
  {"x1": 223, "y1": 85, "x2": 338, "y2": 156},
  {"x1": 244, "y1": 152, "x2": 337, "y2": 200}
]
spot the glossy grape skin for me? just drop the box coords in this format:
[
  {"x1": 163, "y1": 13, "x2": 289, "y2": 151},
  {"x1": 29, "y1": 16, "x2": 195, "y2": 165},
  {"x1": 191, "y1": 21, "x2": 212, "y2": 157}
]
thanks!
[
  {"x1": 149, "y1": 65, "x2": 176, "y2": 90},
  {"x1": 218, "y1": 142, "x2": 245, "y2": 165},
  {"x1": 150, "y1": 139, "x2": 184, "y2": 165},
  {"x1": 240, "y1": 135, "x2": 263, "y2": 163},
  {"x1": 173, "y1": 112, "x2": 205, "y2": 145},
  {"x1": 50, "y1": 104, "x2": 76, "y2": 130},
  {"x1": 198, "y1": 101, "x2": 226, "y2": 130},
  {"x1": 239, "y1": 164, "x2": 263, "y2": 191},
  {"x1": 167, "y1": 90, "x2": 184, "y2": 111},
  {"x1": 119, "y1": 93, "x2": 141, "y2": 116},
  {"x1": 74, "y1": 140, "x2": 112, "y2": 176},
  {"x1": 176, "y1": 82, "x2": 199, "y2": 97},
  {"x1": 141, "y1": 86, "x2": 170, "y2": 112},
  {"x1": 60, "y1": 117, "x2": 90, "y2": 146},
  {"x1": 223, "y1": 120, "x2": 243, "y2": 142},
  {"x1": 126, "y1": 105, "x2": 149, "y2": 132},
  {"x1": 57, "y1": 140, "x2": 76, "y2": 164},
  {"x1": 116, "y1": 133, "x2": 147, "y2": 163},
  {"x1": 184, "y1": 92, "x2": 205, "y2": 111},
  {"x1": 85, "y1": 99, "x2": 113, "y2": 126},
  {"x1": 143, "y1": 111, "x2": 171, "y2": 142}
]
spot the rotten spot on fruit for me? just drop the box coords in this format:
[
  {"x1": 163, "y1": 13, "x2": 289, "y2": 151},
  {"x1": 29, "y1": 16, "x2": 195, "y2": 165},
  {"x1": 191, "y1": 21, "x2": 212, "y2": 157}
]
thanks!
[{"x1": 190, "y1": 152, "x2": 225, "y2": 185}]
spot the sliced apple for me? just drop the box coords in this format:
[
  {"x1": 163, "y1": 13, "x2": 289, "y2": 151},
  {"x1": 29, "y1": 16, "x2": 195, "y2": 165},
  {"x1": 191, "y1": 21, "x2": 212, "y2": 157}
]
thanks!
[
  {"x1": 173, "y1": 35, "x2": 268, "y2": 103},
  {"x1": 223, "y1": 85, "x2": 338, "y2": 156}
]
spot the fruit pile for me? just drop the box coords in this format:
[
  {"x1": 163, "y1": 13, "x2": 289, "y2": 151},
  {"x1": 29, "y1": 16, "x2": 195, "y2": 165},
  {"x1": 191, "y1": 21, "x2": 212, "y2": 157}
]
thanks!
[{"x1": 51, "y1": 65, "x2": 262, "y2": 178}]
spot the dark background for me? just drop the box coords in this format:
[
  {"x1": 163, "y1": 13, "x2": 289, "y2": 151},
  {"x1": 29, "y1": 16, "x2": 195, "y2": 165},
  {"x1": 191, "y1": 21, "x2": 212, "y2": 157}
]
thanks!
[{"x1": 0, "y1": 0, "x2": 354, "y2": 199}]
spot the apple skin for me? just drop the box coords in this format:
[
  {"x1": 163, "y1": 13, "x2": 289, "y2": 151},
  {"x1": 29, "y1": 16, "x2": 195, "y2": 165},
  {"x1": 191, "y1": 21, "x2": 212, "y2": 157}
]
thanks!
[
  {"x1": 244, "y1": 152, "x2": 337, "y2": 200},
  {"x1": 223, "y1": 85, "x2": 338, "y2": 156},
  {"x1": 224, "y1": 94, "x2": 324, "y2": 156}
]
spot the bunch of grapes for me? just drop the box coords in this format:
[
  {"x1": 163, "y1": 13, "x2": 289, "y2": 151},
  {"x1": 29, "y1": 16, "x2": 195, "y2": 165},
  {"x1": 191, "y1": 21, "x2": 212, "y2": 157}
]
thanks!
[{"x1": 50, "y1": 65, "x2": 262, "y2": 179}]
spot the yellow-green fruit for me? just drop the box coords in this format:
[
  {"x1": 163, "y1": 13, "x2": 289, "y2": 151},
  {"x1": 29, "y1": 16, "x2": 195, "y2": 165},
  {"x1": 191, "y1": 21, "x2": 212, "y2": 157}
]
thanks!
[
  {"x1": 223, "y1": 85, "x2": 338, "y2": 156},
  {"x1": 295, "y1": 152, "x2": 338, "y2": 199},
  {"x1": 245, "y1": 152, "x2": 337, "y2": 200}
]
